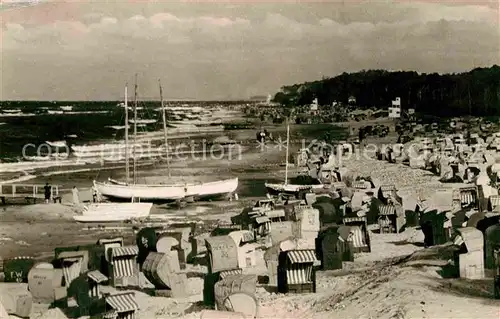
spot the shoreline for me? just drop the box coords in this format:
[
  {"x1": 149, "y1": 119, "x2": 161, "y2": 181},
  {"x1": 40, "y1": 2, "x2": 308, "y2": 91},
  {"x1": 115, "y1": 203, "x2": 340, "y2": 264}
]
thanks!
[
  {"x1": 0, "y1": 131, "x2": 495, "y2": 319},
  {"x1": 0, "y1": 122, "x2": 349, "y2": 186}
]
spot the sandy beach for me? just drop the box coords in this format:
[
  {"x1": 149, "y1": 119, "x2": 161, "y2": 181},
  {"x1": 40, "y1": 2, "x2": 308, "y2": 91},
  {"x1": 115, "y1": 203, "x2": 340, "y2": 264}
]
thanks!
[
  {"x1": 1, "y1": 132, "x2": 498, "y2": 318},
  {"x1": 2, "y1": 1, "x2": 499, "y2": 317}
]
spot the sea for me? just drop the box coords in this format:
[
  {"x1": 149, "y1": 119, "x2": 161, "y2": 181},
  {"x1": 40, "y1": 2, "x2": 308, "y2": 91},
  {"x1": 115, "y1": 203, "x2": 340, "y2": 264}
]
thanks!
[
  {"x1": 0, "y1": 100, "x2": 249, "y2": 159},
  {"x1": 0, "y1": 100, "x2": 347, "y2": 197}
]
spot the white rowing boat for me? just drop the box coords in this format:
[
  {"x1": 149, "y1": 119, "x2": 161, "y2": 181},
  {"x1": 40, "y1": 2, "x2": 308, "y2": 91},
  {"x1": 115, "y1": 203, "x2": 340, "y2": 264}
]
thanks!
[
  {"x1": 46, "y1": 140, "x2": 67, "y2": 148},
  {"x1": 93, "y1": 180, "x2": 186, "y2": 201},
  {"x1": 184, "y1": 177, "x2": 239, "y2": 199},
  {"x1": 60, "y1": 105, "x2": 73, "y2": 112},
  {"x1": 73, "y1": 202, "x2": 153, "y2": 222},
  {"x1": 106, "y1": 177, "x2": 239, "y2": 200},
  {"x1": 1, "y1": 109, "x2": 21, "y2": 113},
  {"x1": 265, "y1": 182, "x2": 323, "y2": 195},
  {"x1": 128, "y1": 119, "x2": 157, "y2": 124}
]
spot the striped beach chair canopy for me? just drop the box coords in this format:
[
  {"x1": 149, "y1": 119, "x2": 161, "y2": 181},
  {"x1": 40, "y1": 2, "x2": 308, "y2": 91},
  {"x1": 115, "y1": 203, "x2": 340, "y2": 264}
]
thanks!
[
  {"x1": 219, "y1": 268, "x2": 243, "y2": 280},
  {"x1": 352, "y1": 181, "x2": 369, "y2": 190},
  {"x1": 105, "y1": 292, "x2": 139, "y2": 313},
  {"x1": 457, "y1": 186, "x2": 478, "y2": 206},
  {"x1": 345, "y1": 224, "x2": 370, "y2": 250},
  {"x1": 380, "y1": 184, "x2": 397, "y2": 193},
  {"x1": 286, "y1": 250, "x2": 318, "y2": 264},
  {"x1": 87, "y1": 270, "x2": 108, "y2": 284},
  {"x1": 111, "y1": 246, "x2": 139, "y2": 258},
  {"x1": 378, "y1": 204, "x2": 397, "y2": 216},
  {"x1": 102, "y1": 310, "x2": 117, "y2": 319},
  {"x1": 253, "y1": 216, "x2": 270, "y2": 224},
  {"x1": 343, "y1": 216, "x2": 367, "y2": 225},
  {"x1": 58, "y1": 251, "x2": 86, "y2": 260},
  {"x1": 228, "y1": 230, "x2": 255, "y2": 244},
  {"x1": 97, "y1": 237, "x2": 124, "y2": 246},
  {"x1": 489, "y1": 195, "x2": 500, "y2": 210}
]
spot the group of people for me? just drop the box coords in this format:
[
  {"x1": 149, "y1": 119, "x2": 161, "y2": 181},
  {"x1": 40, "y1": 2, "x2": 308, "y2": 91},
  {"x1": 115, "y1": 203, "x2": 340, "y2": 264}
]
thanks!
[
  {"x1": 256, "y1": 129, "x2": 273, "y2": 143},
  {"x1": 43, "y1": 182, "x2": 100, "y2": 205}
]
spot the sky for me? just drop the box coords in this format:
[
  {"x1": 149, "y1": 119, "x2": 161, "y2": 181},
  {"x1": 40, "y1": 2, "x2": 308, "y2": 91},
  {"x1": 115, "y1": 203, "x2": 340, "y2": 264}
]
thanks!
[{"x1": 0, "y1": 0, "x2": 499, "y2": 101}]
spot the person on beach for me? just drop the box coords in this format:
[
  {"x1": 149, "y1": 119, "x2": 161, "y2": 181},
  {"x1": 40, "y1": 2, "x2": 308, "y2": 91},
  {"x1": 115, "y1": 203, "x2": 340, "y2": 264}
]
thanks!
[
  {"x1": 72, "y1": 186, "x2": 80, "y2": 205},
  {"x1": 44, "y1": 182, "x2": 51, "y2": 204},
  {"x1": 358, "y1": 127, "x2": 365, "y2": 145},
  {"x1": 92, "y1": 185, "x2": 98, "y2": 203}
]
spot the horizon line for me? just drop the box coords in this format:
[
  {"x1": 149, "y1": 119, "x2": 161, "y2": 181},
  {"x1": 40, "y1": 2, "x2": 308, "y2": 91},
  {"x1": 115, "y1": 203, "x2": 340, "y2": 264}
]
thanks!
[{"x1": 0, "y1": 98, "x2": 265, "y2": 102}]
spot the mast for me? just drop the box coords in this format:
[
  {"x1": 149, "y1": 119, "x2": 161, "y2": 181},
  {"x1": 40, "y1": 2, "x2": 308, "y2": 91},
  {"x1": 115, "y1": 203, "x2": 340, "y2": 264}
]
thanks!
[
  {"x1": 124, "y1": 85, "x2": 130, "y2": 184},
  {"x1": 133, "y1": 74, "x2": 138, "y2": 185},
  {"x1": 158, "y1": 79, "x2": 171, "y2": 177},
  {"x1": 284, "y1": 120, "x2": 290, "y2": 185}
]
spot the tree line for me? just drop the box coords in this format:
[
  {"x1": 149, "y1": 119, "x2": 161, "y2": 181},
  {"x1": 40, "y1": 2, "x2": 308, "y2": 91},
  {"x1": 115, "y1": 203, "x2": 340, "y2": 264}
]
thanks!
[{"x1": 273, "y1": 65, "x2": 500, "y2": 117}]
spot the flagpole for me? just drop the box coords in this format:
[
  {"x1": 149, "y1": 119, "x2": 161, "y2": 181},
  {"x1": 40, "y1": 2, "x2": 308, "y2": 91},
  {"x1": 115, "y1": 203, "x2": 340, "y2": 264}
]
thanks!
[{"x1": 284, "y1": 119, "x2": 290, "y2": 185}]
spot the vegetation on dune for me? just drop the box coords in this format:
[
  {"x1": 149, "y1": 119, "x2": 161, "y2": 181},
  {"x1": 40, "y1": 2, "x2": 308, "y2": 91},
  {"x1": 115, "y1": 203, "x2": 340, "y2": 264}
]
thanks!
[{"x1": 273, "y1": 65, "x2": 500, "y2": 117}]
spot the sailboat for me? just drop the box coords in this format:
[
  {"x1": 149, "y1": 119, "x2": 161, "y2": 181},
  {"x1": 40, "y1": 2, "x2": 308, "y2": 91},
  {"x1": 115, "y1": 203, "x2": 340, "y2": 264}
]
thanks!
[
  {"x1": 94, "y1": 78, "x2": 238, "y2": 201},
  {"x1": 74, "y1": 84, "x2": 153, "y2": 222},
  {"x1": 265, "y1": 123, "x2": 324, "y2": 197}
]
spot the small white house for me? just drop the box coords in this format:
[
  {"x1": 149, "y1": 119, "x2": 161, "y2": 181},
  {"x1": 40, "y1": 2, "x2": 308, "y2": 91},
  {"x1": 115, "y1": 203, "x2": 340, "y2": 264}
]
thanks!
[
  {"x1": 388, "y1": 107, "x2": 401, "y2": 118},
  {"x1": 392, "y1": 97, "x2": 401, "y2": 107},
  {"x1": 389, "y1": 97, "x2": 402, "y2": 118},
  {"x1": 310, "y1": 98, "x2": 318, "y2": 112},
  {"x1": 266, "y1": 94, "x2": 272, "y2": 105}
]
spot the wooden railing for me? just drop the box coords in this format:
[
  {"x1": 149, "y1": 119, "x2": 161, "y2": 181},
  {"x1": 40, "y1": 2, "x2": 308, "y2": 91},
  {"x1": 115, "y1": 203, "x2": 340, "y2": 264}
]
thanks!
[{"x1": 0, "y1": 184, "x2": 60, "y2": 199}]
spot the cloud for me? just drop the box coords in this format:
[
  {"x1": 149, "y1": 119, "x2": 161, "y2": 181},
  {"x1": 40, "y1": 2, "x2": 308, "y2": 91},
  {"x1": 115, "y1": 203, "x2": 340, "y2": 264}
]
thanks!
[{"x1": 1, "y1": 1, "x2": 499, "y2": 100}]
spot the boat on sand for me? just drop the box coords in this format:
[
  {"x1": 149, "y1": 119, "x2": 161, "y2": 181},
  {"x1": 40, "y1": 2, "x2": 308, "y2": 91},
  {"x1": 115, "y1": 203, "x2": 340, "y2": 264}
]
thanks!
[
  {"x1": 265, "y1": 177, "x2": 324, "y2": 197},
  {"x1": 94, "y1": 79, "x2": 238, "y2": 202},
  {"x1": 264, "y1": 123, "x2": 323, "y2": 197},
  {"x1": 106, "y1": 177, "x2": 239, "y2": 200},
  {"x1": 73, "y1": 202, "x2": 153, "y2": 222},
  {"x1": 94, "y1": 179, "x2": 186, "y2": 201}
]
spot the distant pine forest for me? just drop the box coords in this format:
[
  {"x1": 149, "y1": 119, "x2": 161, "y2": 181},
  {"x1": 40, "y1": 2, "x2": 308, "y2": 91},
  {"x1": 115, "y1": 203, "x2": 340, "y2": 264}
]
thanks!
[{"x1": 273, "y1": 65, "x2": 500, "y2": 117}]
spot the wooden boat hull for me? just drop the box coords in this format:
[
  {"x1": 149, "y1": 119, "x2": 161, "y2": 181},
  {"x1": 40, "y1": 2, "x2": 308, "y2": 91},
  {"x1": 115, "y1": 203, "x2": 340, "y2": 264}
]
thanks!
[
  {"x1": 265, "y1": 183, "x2": 323, "y2": 196},
  {"x1": 73, "y1": 215, "x2": 148, "y2": 223},
  {"x1": 93, "y1": 180, "x2": 186, "y2": 200},
  {"x1": 46, "y1": 141, "x2": 67, "y2": 148},
  {"x1": 74, "y1": 202, "x2": 153, "y2": 222},
  {"x1": 186, "y1": 178, "x2": 238, "y2": 199},
  {"x1": 106, "y1": 177, "x2": 239, "y2": 200}
]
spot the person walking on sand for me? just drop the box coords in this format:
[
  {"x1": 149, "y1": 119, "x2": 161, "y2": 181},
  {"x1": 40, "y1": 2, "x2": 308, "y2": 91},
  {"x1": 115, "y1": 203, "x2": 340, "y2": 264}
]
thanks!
[
  {"x1": 92, "y1": 185, "x2": 98, "y2": 203},
  {"x1": 358, "y1": 127, "x2": 365, "y2": 146},
  {"x1": 44, "y1": 182, "x2": 51, "y2": 204},
  {"x1": 72, "y1": 186, "x2": 80, "y2": 205}
]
